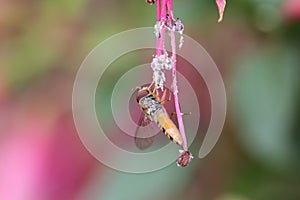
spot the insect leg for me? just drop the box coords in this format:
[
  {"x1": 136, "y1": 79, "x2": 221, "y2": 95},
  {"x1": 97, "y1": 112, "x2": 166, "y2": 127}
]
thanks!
[
  {"x1": 161, "y1": 86, "x2": 167, "y2": 102},
  {"x1": 170, "y1": 111, "x2": 192, "y2": 119},
  {"x1": 147, "y1": 81, "x2": 155, "y2": 91},
  {"x1": 160, "y1": 88, "x2": 172, "y2": 105},
  {"x1": 152, "y1": 85, "x2": 159, "y2": 97}
]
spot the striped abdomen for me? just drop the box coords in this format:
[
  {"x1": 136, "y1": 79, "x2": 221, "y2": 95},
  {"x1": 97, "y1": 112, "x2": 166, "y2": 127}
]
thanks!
[{"x1": 155, "y1": 109, "x2": 183, "y2": 147}]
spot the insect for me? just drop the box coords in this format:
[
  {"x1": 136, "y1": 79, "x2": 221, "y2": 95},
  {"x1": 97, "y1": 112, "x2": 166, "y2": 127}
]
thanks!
[
  {"x1": 135, "y1": 83, "x2": 183, "y2": 150},
  {"x1": 146, "y1": 0, "x2": 156, "y2": 5}
]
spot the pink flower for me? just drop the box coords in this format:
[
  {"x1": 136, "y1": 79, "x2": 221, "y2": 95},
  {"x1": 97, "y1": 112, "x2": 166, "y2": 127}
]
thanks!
[{"x1": 282, "y1": 0, "x2": 300, "y2": 21}]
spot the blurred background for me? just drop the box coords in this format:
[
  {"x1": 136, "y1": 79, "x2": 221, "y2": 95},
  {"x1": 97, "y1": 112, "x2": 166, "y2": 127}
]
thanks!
[{"x1": 1, "y1": 0, "x2": 300, "y2": 199}]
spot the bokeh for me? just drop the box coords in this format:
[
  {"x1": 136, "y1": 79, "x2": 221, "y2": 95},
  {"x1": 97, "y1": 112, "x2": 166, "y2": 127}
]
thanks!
[{"x1": 1, "y1": 0, "x2": 300, "y2": 200}]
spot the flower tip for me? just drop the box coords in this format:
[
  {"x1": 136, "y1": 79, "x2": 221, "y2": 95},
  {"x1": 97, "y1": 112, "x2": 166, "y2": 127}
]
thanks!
[
  {"x1": 216, "y1": 0, "x2": 226, "y2": 23},
  {"x1": 217, "y1": 14, "x2": 224, "y2": 23},
  {"x1": 176, "y1": 150, "x2": 193, "y2": 167}
]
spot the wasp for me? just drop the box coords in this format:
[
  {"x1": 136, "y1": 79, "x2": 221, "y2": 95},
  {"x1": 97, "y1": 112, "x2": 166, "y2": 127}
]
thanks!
[{"x1": 135, "y1": 83, "x2": 183, "y2": 149}]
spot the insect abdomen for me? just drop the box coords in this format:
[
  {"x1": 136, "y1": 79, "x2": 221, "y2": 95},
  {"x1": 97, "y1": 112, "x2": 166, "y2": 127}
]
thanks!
[{"x1": 156, "y1": 111, "x2": 183, "y2": 147}]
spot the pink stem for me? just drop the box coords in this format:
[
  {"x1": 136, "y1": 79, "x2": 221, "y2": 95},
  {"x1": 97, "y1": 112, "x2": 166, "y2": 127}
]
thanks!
[
  {"x1": 156, "y1": 27, "x2": 166, "y2": 56},
  {"x1": 156, "y1": 0, "x2": 167, "y2": 56},
  {"x1": 170, "y1": 30, "x2": 188, "y2": 151},
  {"x1": 156, "y1": 0, "x2": 161, "y2": 21},
  {"x1": 166, "y1": 0, "x2": 174, "y2": 20},
  {"x1": 168, "y1": 0, "x2": 188, "y2": 151},
  {"x1": 155, "y1": 0, "x2": 188, "y2": 150},
  {"x1": 155, "y1": 0, "x2": 161, "y2": 56},
  {"x1": 161, "y1": 0, "x2": 168, "y2": 21}
]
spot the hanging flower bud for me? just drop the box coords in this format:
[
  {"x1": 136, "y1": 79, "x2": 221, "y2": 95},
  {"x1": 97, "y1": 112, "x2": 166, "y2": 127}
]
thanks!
[
  {"x1": 216, "y1": 0, "x2": 226, "y2": 22},
  {"x1": 177, "y1": 150, "x2": 193, "y2": 167},
  {"x1": 146, "y1": 0, "x2": 156, "y2": 5}
]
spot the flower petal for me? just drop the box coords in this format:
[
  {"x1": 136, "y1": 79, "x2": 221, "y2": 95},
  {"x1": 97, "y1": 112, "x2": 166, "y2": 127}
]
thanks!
[{"x1": 216, "y1": 0, "x2": 226, "y2": 22}]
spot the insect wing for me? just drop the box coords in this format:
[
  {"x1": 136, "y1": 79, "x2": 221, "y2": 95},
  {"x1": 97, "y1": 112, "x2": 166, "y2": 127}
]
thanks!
[
  {"x1": 140, "y1": 114, "x2": 151, "y2": 127},
  {"x1": 134, "y1": 112, "x2": 155, "y2": 150}
]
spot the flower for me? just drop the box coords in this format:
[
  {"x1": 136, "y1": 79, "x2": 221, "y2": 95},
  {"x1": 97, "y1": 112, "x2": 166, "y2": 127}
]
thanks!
[
  {"x1": 177, "y1": 150, "x2": 193, "y2": 167},
  {"x1": 216, "y1": 0, "x2": 226, "y2": 23}
]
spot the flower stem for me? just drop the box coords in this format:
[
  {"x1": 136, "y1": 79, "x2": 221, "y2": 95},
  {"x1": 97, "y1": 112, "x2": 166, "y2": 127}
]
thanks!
[
  {"x1": 161, "y1": 0, "x2": 168, "y2": 20},
  {"x1": 167, "y1": 0, "x2": 174, "y2": 20},
  {"x1": 155, "y1": 0, "x2": 188, "y2": 151},
  {"x1": 156, "y1": 0, "x2": 161, "y2": 20},
  {"x1": 170, "y1": 30, "x2": 188, "y2": 151},
  {"x1": 167, "y1": 0, "x2": 188, "y2": 151}
]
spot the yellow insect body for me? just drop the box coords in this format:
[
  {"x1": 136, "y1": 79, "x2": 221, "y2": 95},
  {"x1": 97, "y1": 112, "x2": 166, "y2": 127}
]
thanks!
[
  {"x1": 137, "y1": 86, "x2": 183, "y2": 147},
  {"x1": 155, "y1": 109, "x2": 183, "y2": 146}
]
